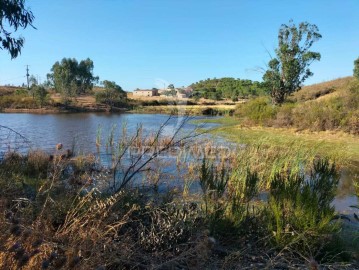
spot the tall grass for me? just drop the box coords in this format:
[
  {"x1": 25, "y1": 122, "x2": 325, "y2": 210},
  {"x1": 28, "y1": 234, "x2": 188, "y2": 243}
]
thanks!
[{"x1": 0, "y1": 129, "x2": 356, "y2": 268}]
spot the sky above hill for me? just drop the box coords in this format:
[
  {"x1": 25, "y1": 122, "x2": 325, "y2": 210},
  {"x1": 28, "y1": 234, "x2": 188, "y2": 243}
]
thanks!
[{"x1": 0, "y1": 0, "x2": 358, "y2": 91}]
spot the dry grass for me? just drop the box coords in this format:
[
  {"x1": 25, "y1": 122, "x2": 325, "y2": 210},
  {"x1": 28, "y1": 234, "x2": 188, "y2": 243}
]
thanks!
[
  {"x1": 0, "y1": 86, "x2": 21, "y2": 96},
  {"x1": 0, "y1": 141, "x2": 358, "y2": 269},
  {"x1": 291, "y1": 76, "x2": 354, "y2": 102}
]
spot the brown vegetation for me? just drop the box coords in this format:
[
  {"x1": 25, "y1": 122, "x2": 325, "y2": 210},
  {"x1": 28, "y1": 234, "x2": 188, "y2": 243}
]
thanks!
[
  {"x1": 0, "y1": 123, "x2": 358, "y2": 269},
  {"x1": 235, "y1": 77, "x2": 359, "y2": 135}
]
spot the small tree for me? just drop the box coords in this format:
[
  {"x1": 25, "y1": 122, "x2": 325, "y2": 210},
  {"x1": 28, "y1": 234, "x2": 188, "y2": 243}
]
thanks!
[
  {"x1": 263, "y1": 20, "x2": 322, "y2": 105},
  {"x1": 0, "y1": 0, "x2": 35, "y2": 58},
  {"x1": 354, "y1": 57, "x2": 359, "y2": 80},
  {"x1": 32, "y1": 85, "x2": 48, "y2": 107},
  {"x1": 96, "y1": 80, "x2": 126, "y2": 110}
]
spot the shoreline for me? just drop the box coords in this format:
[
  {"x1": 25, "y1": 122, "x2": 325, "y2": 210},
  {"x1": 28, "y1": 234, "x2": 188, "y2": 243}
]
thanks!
[
  {"x1": 0, "y1": 106, "x2": 128, "y2": 114},
  {"x1": 202, "y1": 117, "x2": 359, "y2": 169}
]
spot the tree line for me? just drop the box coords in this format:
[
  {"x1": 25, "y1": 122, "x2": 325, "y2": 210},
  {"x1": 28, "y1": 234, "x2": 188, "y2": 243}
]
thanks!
[
  {"x1": 1, "y1": 1, "x2": 358, "y2": 106},
  {"x1": 190, "y1": 77, "x2": 266, "y2": 100}
]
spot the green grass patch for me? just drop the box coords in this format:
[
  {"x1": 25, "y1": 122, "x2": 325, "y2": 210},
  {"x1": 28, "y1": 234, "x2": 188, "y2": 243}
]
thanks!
[{"x1": 201, "y1": 117, "x2": 359, "y2": 168}]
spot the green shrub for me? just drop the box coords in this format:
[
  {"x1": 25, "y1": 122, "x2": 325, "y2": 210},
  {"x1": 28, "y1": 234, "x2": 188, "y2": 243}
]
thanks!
[
  {"x1": 265, "y1": 159, "x2": 339, "y2": 250},
  {"x1": 95, "y1": 90, "x2": 127, "y2": 107},
  {"x1": 235, "y1": 97, "x2": 277, "y2": 125},
  {"x1": 199, "y1": 157, "x2": 260, "y2": 235}
]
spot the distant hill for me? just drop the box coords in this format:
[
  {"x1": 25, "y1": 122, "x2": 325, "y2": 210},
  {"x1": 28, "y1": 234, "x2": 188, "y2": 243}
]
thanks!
[{"x1": 189, "y1": 77, "x2": 266, "y2": 100}]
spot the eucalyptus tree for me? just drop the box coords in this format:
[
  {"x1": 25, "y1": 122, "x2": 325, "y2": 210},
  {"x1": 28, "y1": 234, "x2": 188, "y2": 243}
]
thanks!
[
  {"x1": 47, "y1": 58, "x2": 99, "y2": 99},
  {"x1": 0, "y1": 0, "x2": 35, "y2": 58},
  {"x1": 263, "y1": 21, "x2": 322, "y2": 104}
]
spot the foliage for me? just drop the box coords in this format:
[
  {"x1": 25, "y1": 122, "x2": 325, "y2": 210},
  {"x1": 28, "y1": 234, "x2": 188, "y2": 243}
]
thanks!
[
  {"x1": 190, "y1": 77, "x2": 266, "y2": 100},
  {"x1": 0, "y1": 138, "x2": 356, "y2": 268},
  {"x1": 263, "y1": 20, "x2": 322, "y2": 104},
  {"x1": 0, "y1": 91, "x2": 37, "y2": 109},
  {"x1": 0, "y1": 0, "x2": 35, "y2": 58},
  {"x1": 235, "y1": 96, "x2": 278, "y2": 124},
  {"x1": 234, "y1": 78, "x2": 359, "y2": 134},
  {"x1": 95, "y1": 80, "x2": 126, "y2": 109},
  {"x1": 354, "y1": 57, "x2": 359, "y2": 80},
  {"x1": 31, "y1": 85, "x2": 48, "y2": 107},
  {"x1": 265, "y1": 159, "x2": 339, "y2": 249},
  {"x1": 46, "y1": 58, "x2": 99, "y2": 98},
  {"x1": 291, "y1": 81, "x2": 359, "y2": 134},
  {"x1": 199, "y1": 158, "x2": 229, "y2": 234},
  {"x1": 199, "y1": 156, "x2": 261, "y2": 236}
]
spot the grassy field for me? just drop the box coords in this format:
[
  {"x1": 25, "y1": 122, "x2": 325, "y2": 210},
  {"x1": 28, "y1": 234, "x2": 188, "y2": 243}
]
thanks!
[{"x1": 199, "y1": 116, "x2": 359, "y2": 168}]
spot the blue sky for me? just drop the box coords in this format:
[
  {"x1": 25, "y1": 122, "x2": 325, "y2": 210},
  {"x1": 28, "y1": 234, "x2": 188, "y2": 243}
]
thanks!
[{"x1": 0, "y1": 0, "x2": 358, "y2": 91}]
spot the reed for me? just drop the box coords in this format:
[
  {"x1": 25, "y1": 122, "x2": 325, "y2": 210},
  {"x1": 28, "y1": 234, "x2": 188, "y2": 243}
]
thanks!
[{"x1": 0, "y1": 117, "x2": 357, "y2": 268}]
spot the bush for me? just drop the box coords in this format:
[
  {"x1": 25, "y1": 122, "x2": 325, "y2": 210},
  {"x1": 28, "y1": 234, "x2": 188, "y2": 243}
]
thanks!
[
  {"x1": 272, "y1": 103, "x2": 295, "y2": 127},
  {"x1": 291, "y1": 81, "x2": 359, "y2": 133},
  {"x1": 0, "y1": 94, "x2": 38, "y2": 109},
  {"x1": 95, "y1": 90, "x2": 127, "y2": 108},
  {"x1": 265, "y1": 159, "x2": 339, "y2": 249},
  {"x1": 235, "y1": 97, "x2": 277, "y2": 125}
]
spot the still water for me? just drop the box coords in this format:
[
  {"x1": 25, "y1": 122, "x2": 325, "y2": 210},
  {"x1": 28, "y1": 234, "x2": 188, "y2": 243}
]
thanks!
[
  {"x1": 0, "y1": 113, "x2": 217, "y2": 153},
  {"x1": 0, "y1": 112, "x2": 358, "y2": 217}
]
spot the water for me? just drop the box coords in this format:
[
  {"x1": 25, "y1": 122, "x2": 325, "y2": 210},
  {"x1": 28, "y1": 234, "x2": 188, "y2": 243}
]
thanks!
[
  {"x1": 0, "y1": 112, "x2": 358, "y2": 216},
  {"x1": 0, "y1": 113, "x2": 218, "y2": 154}
]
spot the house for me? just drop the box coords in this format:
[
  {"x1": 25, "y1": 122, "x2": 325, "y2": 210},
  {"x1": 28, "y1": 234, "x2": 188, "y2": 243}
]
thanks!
[{"x1": 133, "y1": 89, "x2": 159, "y2": 97}]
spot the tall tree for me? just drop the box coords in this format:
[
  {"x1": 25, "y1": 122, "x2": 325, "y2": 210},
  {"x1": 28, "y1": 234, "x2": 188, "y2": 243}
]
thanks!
[
  {"x1": 354, "y1": 57, "x2": 359, "y2": 80},
  {"x1": 47, "y1": 58, "x2": 99, "y2": 99},
  {"x1": 263, "y1": 20, "x2": 322, "y2": 104},
  {"x1": 77, "y1": 58, "x2": 98, "y2": 94},
  {"x1": 0, "y1": 0, "x2": 35, "y2": 58}
]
